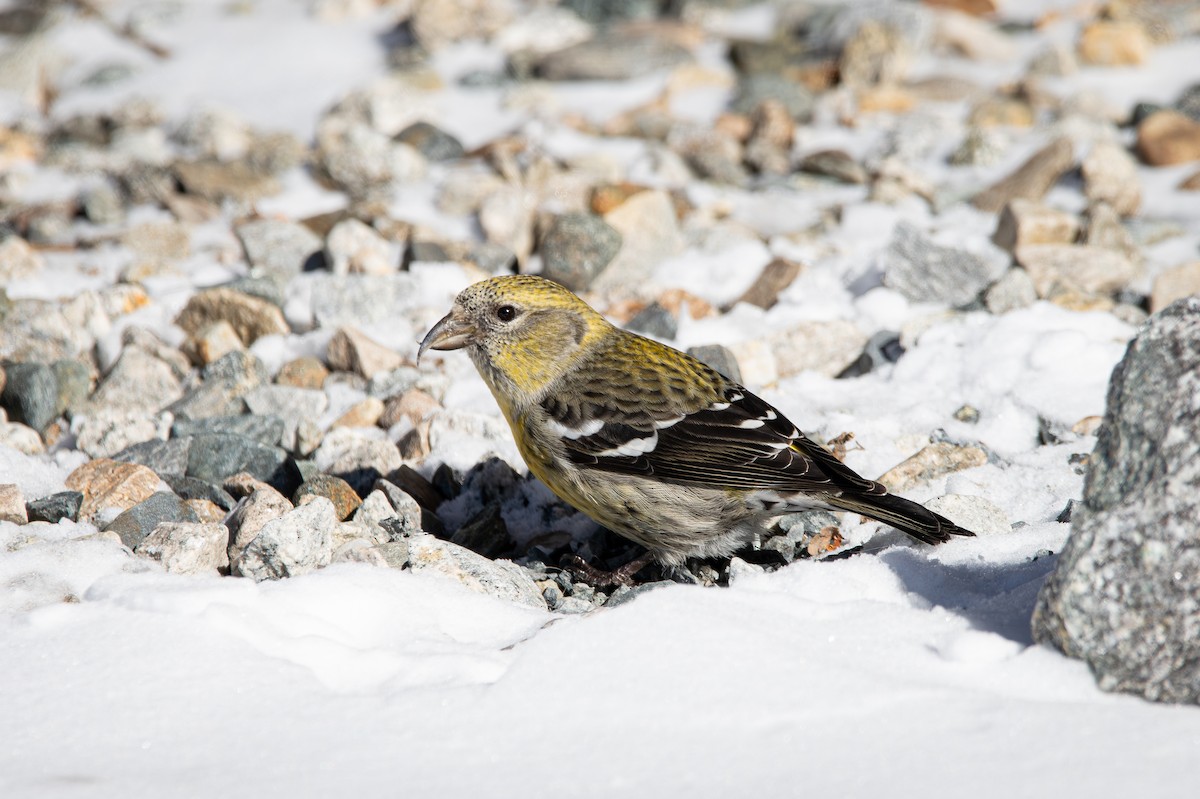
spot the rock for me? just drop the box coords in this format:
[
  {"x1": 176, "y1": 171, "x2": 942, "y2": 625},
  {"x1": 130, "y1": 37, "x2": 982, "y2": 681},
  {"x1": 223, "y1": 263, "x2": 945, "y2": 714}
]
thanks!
[
  {"x1": 162, "y1": 474, "x2": 236, "y2": 511},
  {"x1": 1078, "y1": 21, "x2": 1152, "y2": 66},
  {"x1": 307, "y1": 273, "x2": 420, "y2": 329},
  {"x1": 537, "y1": 28, "x2": 691, "y2": 81},
  {"x1": 325, "y1": 218, "x2": 395, "y2": 276},
  {"x1": 1081, "y1": 140, "x2": 1141, "y2": 217},
  {"x1": 65, "y1": 458, "x2": 163, "y2": 525},
  {"x1": 88, "y1": 345, "x2": 184, "y2": 414},
  {"x1": 372, "y1": 478, "x2": 426, "y2": 537},
  {"x1": 187, "y1": 320, "x2": 245, "y2": 365},
  {"x1": 103, "y1": 491, "x2": 200, "y2": 550},
  {"x1": 172, "y1": 414, "x2": 285, "y2": 447},
  {"x1": 1082, "y1": 203, "x2": 1138, "y2": 259},
  {"x1": 293, "y1": 474, "x2": 362, "y2": 521},
  {"x1": 991, "y1": 200, "x2": 1080, "y2": 254},
  {"x1": 81, "y1": 181, "x2": 126, "y2": 225},
  {"x1": 1136, "y1": 110, "x2": 1200, "y2": 166},
  {"x1": 0, "y1": 484, "x2": 26, "y2": 524},
  {"x1": 0, "y1": 235, "x2": 43, "y2": 281},
  {"x1": 924, "y1": 494, "x2": 1010, "y2": 536},
  {"x1": 593, "y1": 190, "x2": 683, "y2": 293},
  {"x1": 839, "y1": 18, "x2": 912, "y2": 88},
  {"x1": 478, "y1": 185, "x2": 534, "y2": 265},
  {"x1": 984, "y1": 268, "x2": 1039, "y2": 314},
  {"x1": 332, "y1": 397, "x2": 385, "y2": 429},
  {"x1": 51, "y1": 360, "x2": 92, "y2": 417},
  {"x1": 686, "y1": 344, "x2": 743, "y2": 384},
  {"x1": 186, "y1": 433, "x2": 301, "y2": 497},
  {"x1": 1151, "y1": 262, "x2": 1200, "y2": 313},
  {"x1": 410, "y1": 0, "x2": 514, "y2": 50},
  {"x1": 121, "y1": 221, "x2": 190, "y2": 263},
  {"x1": 450, "y1": 502, "x2": 512, "y2": 558},
  {"x1": 113, "y1": 438, "x2": 191, "y2": 477},
  {"x1": 876, "y1": 443, "x2": 988, "y2": 494},
  {"x1": 276, "y1": 356, "x2": 329, "y2": 389},
  {"x1": 243, "y1": 385, "x2": 328, "y2": 453},
  {"x1": 1033, "y1": 299, "x2": 1200, "y2": 704},
  {"x1": 24, "y1": 490, "x2": 84, "y2": 524},
  {"x1": 226, "y1": 485, "x2": 294, "y2": 566},
  {"x1": 798, "y1": 150, "x2": 867, "y2": 184},
  {"x1": 732, "y1": 258, "x2": 803, "y2": 310},
  {"x1": 312, "y1": 428, "x2": 404, "y2": 496},
  {"x1": 882, "y1": 222, "x2": 1007, "y2": 307},
  {"x1": 135, "y1": 521, "x2": 230, "y2": 574},
  {"x1": 670, "y1": 126, "x2": 746, "y2": 185},
  {"x1": 1179, "y1": 169, "x2": 1200, "y2": 191},
  {"x1": 395, "y1": 121, "x2": 464, "y2": 162},
  {"x1": 72, "y1": 410, "x2": 164, "y2": 460},
  {"x1": 175, "y1": 288, "x2": 290, "y2": 347},
  {"x1": 539, "y1": 213, "x2": 623, "y2": 292},
  {"x1": 235, "y1": 496, "x2": 336, "y2": 581},
  {"x1": 625, "y1": 302, "x2": 677, "y2": 340},
  {"x1": 0, "y1": 361, "x2": 57, "y2": 430},
  {"x1": 933, "y1": 6, "x2": 1014, "y2": 61},
  {"x1": 972, "y1": 137, "x2": 1076, "y2": 213},
  {"x1": 1027, "y1": 41, "x2": 1078, "y2": 77},
  {"x1": 0, "y1": 420, "x2": 43, "y2": 454},
  {"x1": 326, "y1": 327, "x2": 403, "y2": 379},
  {"x1": 174, "y1": 160, "x2": 280, "y2": 204},
  {"x1": 351, "y1": 489, "x2": 399, "y2": 543},
  {"x1": 316, "y1": 116, "x2": 427, "y2": 199},
  {"x1": 235, "y1": 219, "x2": 323, "y2": 281},
  {"x1": 405, "y1": 533, "x2": 545, "y2": 609},
  {"x1": 1016, "y1": 244, "x2": 1140, "y2": 298},
  {"x1": 379, "y1": 388, "x2": 440, "y2": 429},
  {"x1": 768, "y1": 321, "x2": 868, "y2": 379}
]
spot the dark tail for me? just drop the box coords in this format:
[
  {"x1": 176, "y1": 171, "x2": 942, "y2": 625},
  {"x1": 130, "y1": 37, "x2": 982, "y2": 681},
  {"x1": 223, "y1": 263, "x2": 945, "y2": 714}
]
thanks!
[{"x1": 826, "y1": 491, "x2": 975, "y2": 545}]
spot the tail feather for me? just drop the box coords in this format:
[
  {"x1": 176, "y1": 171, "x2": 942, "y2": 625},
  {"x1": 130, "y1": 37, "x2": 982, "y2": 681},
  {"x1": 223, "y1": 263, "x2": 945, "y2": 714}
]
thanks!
[{"x1": 825, "y1": 491, "x2": 975, "y2": 545}]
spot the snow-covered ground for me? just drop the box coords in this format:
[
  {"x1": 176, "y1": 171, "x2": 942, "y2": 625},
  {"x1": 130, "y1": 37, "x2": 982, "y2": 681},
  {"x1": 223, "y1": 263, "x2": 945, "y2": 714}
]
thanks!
[{"x1": 3, "y1": 1, "x2": 1200, "y2": 796}]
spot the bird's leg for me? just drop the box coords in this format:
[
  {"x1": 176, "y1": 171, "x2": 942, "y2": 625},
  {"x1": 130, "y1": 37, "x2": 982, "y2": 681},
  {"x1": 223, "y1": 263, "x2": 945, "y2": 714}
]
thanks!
[{"x1": 565, "y1": 550, "x2": 656, "y2": 588}]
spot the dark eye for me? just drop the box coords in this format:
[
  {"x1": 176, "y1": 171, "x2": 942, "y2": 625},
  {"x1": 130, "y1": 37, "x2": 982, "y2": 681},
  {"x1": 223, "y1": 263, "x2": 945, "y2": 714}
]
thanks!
[{"x1": 495, "y1": 305, "x2": 517, "y2": 322}]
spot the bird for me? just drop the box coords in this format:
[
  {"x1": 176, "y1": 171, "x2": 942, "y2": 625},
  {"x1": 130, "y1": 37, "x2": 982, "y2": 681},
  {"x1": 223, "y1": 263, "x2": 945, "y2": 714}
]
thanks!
[{"x1": 419, "y1": 275, "x2": 974, "y2": 583}]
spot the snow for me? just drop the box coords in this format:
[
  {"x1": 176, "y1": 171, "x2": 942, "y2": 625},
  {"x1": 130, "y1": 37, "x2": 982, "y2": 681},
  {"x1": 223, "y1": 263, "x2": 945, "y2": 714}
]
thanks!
[{"x1": 3, "y1": 0, "x2": 1200, "y2": 796}]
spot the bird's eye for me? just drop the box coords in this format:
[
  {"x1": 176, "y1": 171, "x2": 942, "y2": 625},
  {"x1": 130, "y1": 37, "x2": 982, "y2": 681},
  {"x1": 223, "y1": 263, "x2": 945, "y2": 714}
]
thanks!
[{"x1": 495, "y1": 305, "x2": 517, "y2": 322}]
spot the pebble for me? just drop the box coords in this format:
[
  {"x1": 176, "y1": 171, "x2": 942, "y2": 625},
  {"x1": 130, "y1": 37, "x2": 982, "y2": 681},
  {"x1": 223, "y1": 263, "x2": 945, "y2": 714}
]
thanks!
[
  {"x1": 625, "y1": 302, "x2": 677, "y2": 340},
  {"x1": 798, "y1": 150, "x2": 868, "y2": 184},
  {"x1": 293, "y1": 474, "x2": 362, "y2": 521},
  {"x1": 1078, "y1": 21, "x2": 1152, "y2": 67},
  {"x1": 539, "y1": 213, "x2": 623, "y2": 291},
  {"x1": 379, "y1": 388, "x2": 440, "y2": 429},
  {"x1": 0, "y1": 421, "x2": 43, "y2": 455},
  {"x1": 404, "y1": 533, "x2": 545, "y2": 609},
  {"x1": 537, "y1": 28, "x2": 691, "y2": 81},
  {"x1": 25, "y1": 491, "x2": 85, "y2": 524},
  {"x1": 235, "y1": 219, "x2": 323, "y2": 281},
  {"x1": 972, "y1": 137, "x2": 1075, "y2": 213},
  {"x1": 0, "y1": 235, "x2": 43, "y2": 281},
  {"x1": 0, "y1": 361, "x2": 57, "y2": 430},
  {"x1": 331, "y1": 397, "x2": 385, "y2": 429},
  {"x1": 135, "y1": 521, "x2": 230, "y2": 575},
  {"x1": 172, "y1": 415, "x2": 285, "y2": 448},
  {"x1": 113, "y1": 438, "x2": 191, "y2": 477},
  {"x1": 732, "y1": 258, "x2": 803, "y2": 311},
  {"x1": 1079, "y1": 140, "x2": 1141, "y2": 217},
  {"x1": 0, "y1": 484, "x2": 27, "y2": 524},
  {"x1": 984, "y1": 267, "x2": 1038, "y2": 314},
  {"x1": 325, "y1": 218, "x2": 395, "y2": 276},
  {"x1": 924, "y1": 494, "x2": 1011, "y2": 536},
  {"x1": 395, "y1": 121, "x2": 464, "y2": 162},
  {"x1": 162, "y1": 474, "x2": 236, "y2": 511},
  {"x1": 686, "y1": 344, "x2": 743, "y2": 384},
  {"x1": 235, "y1": 496, "x2": 336, "y2": 581},
  {"x1": 1150, "y1": 261, "x2": 1200, "y2": 313},
  {"x1": 175, "y1": 288, "x2": 290, "y2": 347},
  {"x1": 276, "y1": 356, "x2": 329, "y2": 389},
  {"x1": 876, "y1": 442, "x2": 988, "y2": 493},
  {"x1": 226, "y1": 485, "x2": 294, "y2": 566},
  {"x1": 593, "y1": 190, "x2": 683, "y2": 293},
  {"x1": 768, "y1": 320, "x2": 867, "y2": 379},
  {"x1": 326, "y1": 327, "x2": 403, "y2": 379},
  {"x1": 372, "y1": 477, "x2": 426, "y2": 536},
  {"x1": 311, "y1": 428, "x2": 403, "y2": 496},
  {"x1": 478, "y1": 185, "x2": 534, "y2": 265},
  {"x1": 88, "y1": 345, "x2": 184, "y2": 414},
  {"x1": 174, "y1": 160, "x2": 280, "y2": 204},
  {"x1": 104, "y1": 491, "x2": 200, "y2": 550},
  {"x1": 316, "y1": 116, "x2": 427, "y2": 199},
  {"x1": 1136, "y1": 110, "x2": 1200, "y2": 166},
  {"x1": 991, "y1": 199, "x2": 1080, "y2": 254},
  {"x1": 185, "y1": 432, "x2": 302, "y2": 497},
  {"x1": 351, "y1": 489, "x2": 398, "y2": 543},
  {"x1": 1015, "y1": 244, "x2": 1140, "y2": 298},
  {"x1": 65, "y1": 458, "x2": 163, "y2": 525},
  {"x1": 243, "y1": 385, "x2": 328, "y2": 451},
  {"x1": 882, "y1": 221, "x2": 1007, "y2": 308}
]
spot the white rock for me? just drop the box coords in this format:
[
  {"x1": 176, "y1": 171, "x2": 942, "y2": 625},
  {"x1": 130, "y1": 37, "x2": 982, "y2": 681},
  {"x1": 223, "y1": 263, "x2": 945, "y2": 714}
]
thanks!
[
  {"x1": 325, "y1": 218, "x2": 396, "y2": 276},
  {"x1": 226, "y1": 486, "x2": 294, "y2": 567},
  {"x1": 353, "y1": 489, "x2": 400, "y2": 543},
  {"x1": 0, "y1": 484, "x2": 27, "y2": 524},
  {"x1": 768, "y1": 320, "x2": 868, "y2": 379},
  {"x1": 405, "y1": 533, "x2": 545, "y2": 609},
  {"x1": 236, "y1": 497, "x2": 337, "y2": 581},
  {"x1": 594, "y1": 190, "x2": 684, "y2": 294},
  {"x1": 136, "y1": 522, "x2": 230, "y2": 575}
]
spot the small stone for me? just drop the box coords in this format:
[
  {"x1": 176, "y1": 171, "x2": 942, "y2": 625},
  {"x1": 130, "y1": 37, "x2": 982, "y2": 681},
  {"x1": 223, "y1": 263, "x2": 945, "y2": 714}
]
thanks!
[
  {"x1": 163, "y1": 474, "x2": 236, "y2": 511},
  {"x1": 1078, "y1": 21, "x2": 1152, "y2": 67},
  {"x1": 51, "y1": 359, "x2": 93, "y2": 417},
  {"x1": 235, "y1": 496, "x2": 337, "y2": 581},
  {"x1": 450, "y1": 502, "x2": 512, "y2": 558},
  {"x1": 404, "y1": 533, "x2": 545, "y2": 609},
  {"x1": 243, "y1": 385, "x2": 327, "y2": 453},
  {"x1": 121, "y1": 221, "x2": 190, "y2": 263},
  {"x1": 967, "y1": 97, "x2": 1033, "y2": 128},
  {"x1": 88, "y1": 345, "x2": 184, "y2": 414},
  {"x1": 332, "y1": 397, "x2": 385, "y2": 429},
  {"x1": 732, "y1": 258, "x2": 803, "y2": 310},
  {"x1": 883, "y1": 222, "x2": 1007, "y2": 307},
  {"x1": 411, "y1": 0, "x2": 514, "y2": 50},
  {"x1": 768, "y1": 321, "x2": 868, "y2": 379},
  {"x1": 325, "y1": 218, "x2": 395, "y2": 276},
  {"x1": 593, "y1": 190, "x2": 683, "y2": 293},
  {"x1": 984, "y1": 268, "x2": 1039, "y2": 314},
  {"x1": 351, "y1": 490, "x2": 400, "y2": 543},
  {"x1": 1082, "y1": 140, "x2": 1141, "y2": 216},
  {"x1": 326, "y1": 327, "x2": 403, "y2": 379},
  {"x1": 312, "y1": 429, "x2": 404, "y2": 496},
  {"x1": 0, "y1": 235, "x2": 43, "y2": 281},
  {"x1": 135, "y1": 521, "x2": 230, "y2": 574},
  {"x1": 316, "y1": 116, "x2": 427, "y2": 200},
  {"x1": 186, "y1": 433, "x2": 301, "y2": 497},
  {"x1": 0, "y1": 421, "x2": 43, "y2": 455},
  {"x1": 876, "y1": 443, "x2": 988, "y2": 494},
  {"x1": 686, "y1": 345, "x2": 743, "y2": 384},
  {"x1": 174, "y1": 160, "x2": 280, "y2": 204},
  {"x1": 954, "y1": 405, "x2": 981, "y2": 424},
  {"x1": 625, "y1": 302, "x2": 677, "y2": 340},
  {"x1": 1151, "y1": 262, "x2": 1200, "y2": 313},
  {"x1": 839, "y1": 18, "x2": 911, "y2": 89},
  {"x1": 65, "y1": 458, "x2": 163, "y2": 525},
  {"x1": 395, "y1": 121, "x2": 464, "y2": 162},
  {"x1": 0, "y1": 484, "x2": 27, "y2": 524},
  {"x1": 539, "y1": 213, "x2": 623, "y2": 292},
  {"x1": 276, "y1": 356, "x2": 329, "y2": 389},
  {"x1": 176, "y1": 288, "x2": 290, "y2": 347},
  {"x1": 173, "y1": 414, "x2": 285, "y2": 449},
  {"x1": 733, "y1": 74, "x2": 816, "y2": 122},
  {"x1": 924, "y1": 494, "x2": 1010, "y2": 536},
  {"x1": 972, "y1": 137, "x2": 1076, "y2": 213},
  {"x1": 1027, "y1": 41, "x2": 1078, "y2": 77},
  {"x1": 0, "y1": 361, "x2": 57, "y2": 431},
  {"x1": 1136, "y1": 110, "x2": 1200, "y2": 166},
  {"x1": 380, "y1": 388, "x2": 440, "y2": 429},
  {"x1": 1082, "y1": 203, "x2": 1138, "y2": 259},
  {"x1": 372, "y1": 478, "x2": 426, "y2": 536},
  {"x1": 671, "y1": 126, "x2": 746, "y2": 185},
  {"x1": 24, "y1": 491, "x2": 84, "y2": 524},
  {"x1": 81, "y1": 181, "x2": 126, "y2": 226},
  {"x1": 991, "y1": 199, "x2": 1080, "y2": 254},
  {"x1": 188, "y1": 320, "x2": 245, "y2": 365},
  {"x1": 1016, "y1": 244, "x2": 1140, "y2": 298},
  {"x1": 226, "y1": 485, "x2": 294, "y2": 566},
  {"x1": 537, "y1": 28, "x2": 690, "y2": 81},
  {"x1": 113, "y1": 438, "x2": 191, "y2": 477},
  {"x1": 798, "y1": 150, "x2": 867, "y2": 184},
  {"x1": 104, "y1": 491, "x2": 200, "y2": 550},
  {"x1": 293, "y1": 474, "x2": 362, "y2": 521},
  {"x1": 235, "y1": 218, "x2": 323, "y2": 281},
  {"x1": 949, "y1": 126, "x2": 1008, "y2": 167}
]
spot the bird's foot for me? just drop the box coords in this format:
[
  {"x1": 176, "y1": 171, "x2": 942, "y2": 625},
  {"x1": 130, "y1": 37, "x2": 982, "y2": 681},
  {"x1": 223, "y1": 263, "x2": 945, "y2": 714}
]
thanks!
[{"x1": 564, "y1": 551, "x2": 655, "y2": 588}]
